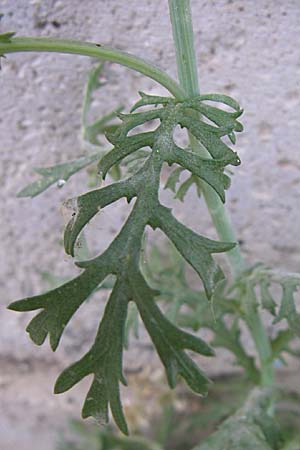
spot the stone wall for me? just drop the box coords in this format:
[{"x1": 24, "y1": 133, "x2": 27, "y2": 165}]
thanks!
[{"x1": 0, "y1": 1, "x2": 299, "y2": 449}]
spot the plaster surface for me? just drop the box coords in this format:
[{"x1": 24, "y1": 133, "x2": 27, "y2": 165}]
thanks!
[{"x1": 0, "y1": 1, "x2": 299, "y2": 448}]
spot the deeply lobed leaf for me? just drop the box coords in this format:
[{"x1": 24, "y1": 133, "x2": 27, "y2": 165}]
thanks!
[{"x1": 9, "y1": 91, "x2": 244, "y2": 433}]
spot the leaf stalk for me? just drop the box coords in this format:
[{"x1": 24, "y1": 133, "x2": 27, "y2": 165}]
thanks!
[{"x1": 0, "y1": 36, "x2": 185, "y2": 99}]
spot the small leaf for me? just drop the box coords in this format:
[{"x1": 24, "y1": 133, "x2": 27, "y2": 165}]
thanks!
[
  {"x1": 228, "y1": 131, "x2": 236, "y2": 144},
  {"x1": 99, "y1": 131, "x2": 154, "y2": 178},
  {"x1": 82, "y1": 62, "x2": 105, "y2": 129},
  {"x1": 17, "y1": 152, "x2": 102, "y2": 198},
  {"x1": 164, "y1": 166, "x2": 185, "y2": 192},
  {"x1": 175, "y1": 174, "x2": 195, "y2": 201},
  {"x1": 260, "y1": 280, "x2": 277, "y2": 316},
  {"x1": 165, "y1": 144, "x2": 231, "y2": 202},
  {"x1": 198, "y1": 93, "x2": 242, "y2": 111},
  {"x1": 184, "y1": 99, "x2": 243, "y2": 132},
  {"x1": 81, "y1": 62, "x2": 123, "y2": 146},
  {"x1": 83, "y1": 108, "x2": 123, "y2": 146},
  {"x1": 0, "y1": 32, "x2": 15, "y2": 42},
  {"x1": 274, "y1": 283, "x2": 300, "y2": 336},
  {"x1": 270, "y1": 329, "x2": 295, "y2": 360},
  {"x1": 212, "y1": 319, "x2": 260, "y2": 383},
  {"x1": 177, "y1": 112, "x2": 241, "y2": 165},
  {"x1": 130, "y1": 91, "x2": 173, "y2": 112}
]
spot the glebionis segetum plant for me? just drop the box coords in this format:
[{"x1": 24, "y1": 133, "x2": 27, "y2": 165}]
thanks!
[{"x1": 1, "y1": 1, "x2": 300, "y2": 447}]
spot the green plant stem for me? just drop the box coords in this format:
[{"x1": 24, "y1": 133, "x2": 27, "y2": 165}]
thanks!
[
  {"x1": 0, "y1": 36, "x2": 185, "y2": 99},
  {"x1": 169, "y1": 0, "x2": 245, "y2": 277},
  {"x1": 245, "y1": 313, "x2": 274, "y2": 386},
  {"x1": 168, "y1": 0, "x2": 274, "y2": 386}
]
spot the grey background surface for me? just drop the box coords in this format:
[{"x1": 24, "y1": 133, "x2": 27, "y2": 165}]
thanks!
[{"x1": 0, "y1": 1, "x2": 300, "y2": 449}]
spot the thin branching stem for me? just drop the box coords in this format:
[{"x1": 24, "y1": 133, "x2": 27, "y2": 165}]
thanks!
[
  {"x1": 0, "y1": 36, "x2": 185, "y2": 99},
  {"x1": 168, "y1": 0, "x2": 245, "y2": 276}
]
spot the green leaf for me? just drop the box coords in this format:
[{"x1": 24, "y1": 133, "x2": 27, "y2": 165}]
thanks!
[
  {"x1": 164, "y1": 166, "x2": 185, "y2": 192},
  {"x1": 84, "y1": 109, "x2": 123, "y2": 146},
  {"x1": 280, "y1": 437, "x2": 300, "y2": 450},
  {"x1": 9, "y1": 91, "x2": 243, "y2": 433},
  {"x1": 260, "y1": 280, "x2": 277, "y2": 316},
  {"x1": 17, "y1": 152, "x2": 102, "y2": 198},
  {"x1": 195, "y1": 387, "x2": 282, "y2": 450},
  {"x1": 164, "y1": 166, "x2": 203, "y2": 201},
  {"x1": 211, "y1": 319, "x2": 260, "y2": 383},
  {"x1": 177, "y1": 112, "x2": 240, "y2": 164},
  {"x1": 82, "y1": 62, "x2": 105, "y2": 129},
  {"x1": 130, "y1": 91, "x2": 173, "y2": 112},
  {"x1": 174, "y1": 174, "x2": 194, "y2": 201},
  {"x1": 0, "y1": 32, "x2": 15, "y2": 42},
  {"x1": 274, "y1": 283, "x2": 300, "y2": 336},
  {"x1": 165, "y1": 145, "x2": 231, "y2": 202},
  {"x1": 270, "y1": 329, "x2": 296, "y2": 360},
  {"x1": 81, "y1": 62, "x2": 123, "y2": 145},
  {"x1": 197, "y1": 93, "x2": 242, "y2": 111},
  {"x1": 100, "y1": 131, "x2": 155, "y2": 178},
  {"x1": 231, "y1": 265, "x2": 300, "y2": 363},
  {"x1": 184, "y1": 96, "x2": 243, "y2": 132}
]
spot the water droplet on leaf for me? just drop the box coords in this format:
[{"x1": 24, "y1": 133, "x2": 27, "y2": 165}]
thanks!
[{"x1": 57, "y1": 179, "x2": 66, "y2": 188}]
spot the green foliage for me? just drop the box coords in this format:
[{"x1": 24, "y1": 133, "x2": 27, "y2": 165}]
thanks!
[
  {"x1": 17, "y1": 152, "x2": 102, "y2": 198},
  {"x1": 195, "y1": 387, "x2": 282, "y2": 450},
  {"x1": 143, "y1": 243, "x2": 260, "y2": 383},
  {"x1": 8, "y1": 91, "x2": 243, "y2": 433},
  {"x1": 81, "y1": 62, "x2": 123, "y2": 147},
  {"x1": 231, "y1": 265, "x2": 300, "y2": 363},
  {"x1": 144, "y1": 242, "x2": 300, "y2": 388},
  {"x1": 56, "y1": 377, "x2": 300, "y2": 450}
]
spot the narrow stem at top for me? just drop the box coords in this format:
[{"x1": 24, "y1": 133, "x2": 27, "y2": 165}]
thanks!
[
  {"x1": 168, "y1": 0, "x2": 245, "y2": 277},
  {"x1": 168, "y1": 0, "x2": 274, "y2": 386}
]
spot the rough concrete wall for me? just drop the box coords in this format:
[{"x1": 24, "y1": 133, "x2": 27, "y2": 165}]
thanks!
[{"x1": 0, "y1": 1, "x2": 300, "y2": 449}]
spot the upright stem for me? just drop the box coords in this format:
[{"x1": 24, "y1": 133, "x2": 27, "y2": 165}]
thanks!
[
  {"x1": 169, "y1": 0, "x2": 245, "y2": 277},
  {"x1": 245, "y1": 312, "x2": 274, "y2": 386},
  {"x1": 168, "y1": 0, "x2": 274, "y2": 386},
  {"x1": 168, "y1": 0, "x2": 199, "y2": 96}
]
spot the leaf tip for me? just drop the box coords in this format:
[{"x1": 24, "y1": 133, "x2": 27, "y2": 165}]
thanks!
[
  {"x1": 0, "y1": 31, "x2": 16, "y2": 43},
  {"x1": 7, "y1": 301, "x2": 19, "y2": 311},
  {"x1": 54, "y1": 374, "x2": 67, "y2": 394}
]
